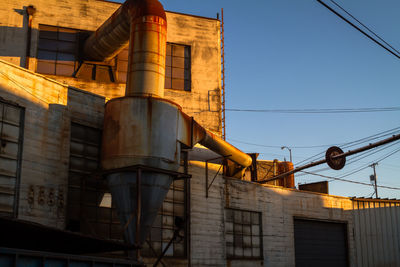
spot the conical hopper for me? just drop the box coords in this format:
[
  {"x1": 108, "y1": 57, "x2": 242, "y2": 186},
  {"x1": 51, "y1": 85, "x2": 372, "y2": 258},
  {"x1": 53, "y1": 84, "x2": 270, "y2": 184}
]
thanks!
[{"x1": 106, "y1": 171, "x2": 173, "y2": 245}]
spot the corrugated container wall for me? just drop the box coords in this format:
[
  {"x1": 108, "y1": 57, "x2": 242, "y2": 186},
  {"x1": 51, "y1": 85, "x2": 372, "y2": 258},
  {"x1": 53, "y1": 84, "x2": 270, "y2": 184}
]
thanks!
[{"x1": 352, "y1": 199, "x2": 400, "y2": 266}]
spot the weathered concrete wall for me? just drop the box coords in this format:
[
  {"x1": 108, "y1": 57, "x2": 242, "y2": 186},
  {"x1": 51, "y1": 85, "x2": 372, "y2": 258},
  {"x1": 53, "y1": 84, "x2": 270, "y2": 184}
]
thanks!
[
  {"x1": 0, "y1": 0, "x2": 222, "y2": 134},
  {"x1": 187, "y1": 160, "x2": 356, "y2": 267},
  {"x1": 0, "y1": 59, "x2": 105, "y2": 228}
]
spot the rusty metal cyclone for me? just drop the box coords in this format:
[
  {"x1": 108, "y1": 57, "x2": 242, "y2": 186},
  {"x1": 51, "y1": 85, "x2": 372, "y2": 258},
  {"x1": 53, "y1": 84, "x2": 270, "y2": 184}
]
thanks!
[{"x1": 97, "y1": 0, "x2": 253, "y2": 253}]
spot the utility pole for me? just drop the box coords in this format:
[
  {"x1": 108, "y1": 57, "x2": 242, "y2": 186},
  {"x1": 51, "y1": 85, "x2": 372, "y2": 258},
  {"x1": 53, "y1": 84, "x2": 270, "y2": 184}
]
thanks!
[{"x1": 370, "y1": 163, "x2": 378, "y2": 198}]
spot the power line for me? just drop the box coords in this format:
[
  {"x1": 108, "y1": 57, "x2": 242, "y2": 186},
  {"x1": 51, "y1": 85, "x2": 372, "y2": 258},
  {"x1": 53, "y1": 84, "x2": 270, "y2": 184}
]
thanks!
[
  {"x1": 316, "y1": 0, "x2": 400, "y2": 60},
  {"x1": 341, "y1": 127, "x2": 400, "y2": 149},
  {"x1": 340, "y1": 140, "x2": 400, "y2": 170},
  {"x1": 299, "y1": 170, "x2": 400, "y2": 190},
  {"x1": 226, "y1": 107, "x2": 400, "y2": 113},
  {"x1": 329, "y1": 0, "x2": 400, "y2": 56},
  {"x1": 227, "y1": 138, "x2": 338, "y2": 149},
  {"x1": 295, "y1": 126, "x2": 400, "y2": 165},
  {"x1": 298, "y1": 145, "x2": 400, "y2": 183},
  {"x1": 296, "y1": 140, "x2": 400, "y2": 177}
]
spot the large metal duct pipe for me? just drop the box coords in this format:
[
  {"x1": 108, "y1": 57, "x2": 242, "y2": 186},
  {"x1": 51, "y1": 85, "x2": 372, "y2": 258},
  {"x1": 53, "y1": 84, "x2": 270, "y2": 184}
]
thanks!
[
  {"x1": 192, "y1": 121, "x2": 252, "y2": 168},
  {"x1": 83, "y1": 3, "x2": 130, "y2": 62},
  {"x1": 83, "y1": 0, "x2": 166, "y2": 97}
]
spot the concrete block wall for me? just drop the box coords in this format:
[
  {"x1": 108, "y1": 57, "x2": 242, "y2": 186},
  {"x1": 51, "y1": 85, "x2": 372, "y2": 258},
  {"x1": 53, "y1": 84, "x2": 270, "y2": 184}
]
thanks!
[
  {"x1": 0, "y1": 59, "x2": 105, "y2": 228},
  {"x1": 187, "y1": 159, "x2": 356, "y2": 267},
  {"x1": 0, "y1": 0, "x2": 222, "y2": 134}
]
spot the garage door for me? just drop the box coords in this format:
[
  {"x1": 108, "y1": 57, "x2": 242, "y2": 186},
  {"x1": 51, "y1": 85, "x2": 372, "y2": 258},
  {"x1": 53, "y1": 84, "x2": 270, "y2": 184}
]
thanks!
[{"x1": 294, "y1": 218, "x2": 348, "y2": 267}]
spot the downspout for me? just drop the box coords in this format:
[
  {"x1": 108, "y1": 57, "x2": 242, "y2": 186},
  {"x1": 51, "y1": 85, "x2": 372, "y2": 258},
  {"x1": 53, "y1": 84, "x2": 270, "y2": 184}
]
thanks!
[{"x1": 25, "y1": 5, "x2": 36, "y2": 69}]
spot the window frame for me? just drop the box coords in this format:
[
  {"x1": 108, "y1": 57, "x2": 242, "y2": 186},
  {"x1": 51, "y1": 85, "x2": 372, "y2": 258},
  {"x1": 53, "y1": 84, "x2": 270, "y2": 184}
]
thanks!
[
  {"x1": 142, "y1": 178, "x2": 189, "y2": 259},
  {"x1": 36, "y1": 24, "x2": 80, "y2": 77},
  {"x1": 225, "y1": 207, "x2": 263, "y2": 260},
  {"x1": 0, "y1": 99, "x2": 25, "y2": 218},
  {"x1": 164, "y1": 42, "x2": 192, "y2": 92}
]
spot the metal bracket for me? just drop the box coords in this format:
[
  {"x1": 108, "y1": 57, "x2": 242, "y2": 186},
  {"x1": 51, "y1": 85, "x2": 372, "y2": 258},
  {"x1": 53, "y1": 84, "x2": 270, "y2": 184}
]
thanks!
[{"x1": 205, "y1": 155, "x2": 231, "y2": 198}]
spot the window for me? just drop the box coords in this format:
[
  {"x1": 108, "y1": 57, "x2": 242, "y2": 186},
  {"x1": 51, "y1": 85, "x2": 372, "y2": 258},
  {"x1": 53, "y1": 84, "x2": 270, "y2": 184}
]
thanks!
[
  {"x1": 225, "y1": 208, "x2": 263, "y2": 259},
  {"x1": 37, "y1": 25, "x2": 79, "y2": 76},
  {"x1": 0, "y1": 100, "x2": 24, "y2": 217},
  {"x1": 37, "y1": 25, "x2": 115, "y2": 82},
  {"x1": 36, "y1": 25, "x2": 191, "y2": 89},
  {"x1": 115, "y1": 43, "x2": 191, "y2": 91},
  {"x1": 165, "y1": 43, "x2": 191, "y2": 91},
  {"x1": 66, "y1": 123, "x2": 120, "y2": 239},
  {"x1": 142, "y1": 179, "x2": 188, "y2": 258},
  {"x1": 66, "y1": 123, "x2": 188, "y2": 258}
]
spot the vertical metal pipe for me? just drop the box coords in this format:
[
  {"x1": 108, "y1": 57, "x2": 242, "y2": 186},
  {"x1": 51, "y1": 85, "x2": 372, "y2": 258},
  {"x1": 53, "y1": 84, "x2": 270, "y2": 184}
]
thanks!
[
  {"x1": 25, "y1": 5, "x2": 36, "y2": 69},
  {"x1": 205, "y1": 161, "x2": 208, "y2": 198},
  {"x1": 136, "y1": 168, "x2": 142, "y2": 260},
  {"x1": 126, "y1": 5, "x2": 167, "y2": 97}
]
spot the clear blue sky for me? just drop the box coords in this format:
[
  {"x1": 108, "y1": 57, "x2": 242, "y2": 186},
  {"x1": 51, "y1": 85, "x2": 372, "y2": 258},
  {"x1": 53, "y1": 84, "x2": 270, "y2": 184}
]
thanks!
[{"x1": 118, "y1": 0, "x2": 400, "y2": 198}]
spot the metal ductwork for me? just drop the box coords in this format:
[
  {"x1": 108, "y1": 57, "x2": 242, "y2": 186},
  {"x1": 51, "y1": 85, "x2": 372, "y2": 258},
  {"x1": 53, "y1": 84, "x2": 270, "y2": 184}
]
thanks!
[{"x1": 86, "y1": 0, "x2": 252, "y2": 253}]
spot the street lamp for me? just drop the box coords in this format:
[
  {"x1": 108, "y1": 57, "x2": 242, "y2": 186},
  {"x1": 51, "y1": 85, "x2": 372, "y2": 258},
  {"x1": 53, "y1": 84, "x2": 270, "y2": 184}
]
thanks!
[{"x1": 281, "y1": 146, "x2": 292, "y2": 162}]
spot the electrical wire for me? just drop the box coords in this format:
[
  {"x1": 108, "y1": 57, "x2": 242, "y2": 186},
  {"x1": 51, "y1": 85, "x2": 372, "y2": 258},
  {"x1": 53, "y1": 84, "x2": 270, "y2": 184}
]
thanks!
[
  {"x1": 329, "y1": 0, "x2": 400, "y2": 56},
  {"x1": 298, "y1": 145, "x2": 400, "y2": 189},
  {"x1": 316, "y1": 0, "x2": 400, "y2": 60},
  {"x1": 299, "y1": 171, "x2": 400, "y2": 190},
  {"x1": 295, "y1": 141, "x2": 400, "y2": 177},
  {"x1": 226, "y1": 107, "x2": 400, "y2": 113},
  {"x1": 295, "y1": 126, "x2": 400, "y2": 165},
  {"x1": 227, "y1": 138, "x2": 338, "y2": 149},
  {"x1": 229, "y1": 126, "x2": 400, "y2": 155}
]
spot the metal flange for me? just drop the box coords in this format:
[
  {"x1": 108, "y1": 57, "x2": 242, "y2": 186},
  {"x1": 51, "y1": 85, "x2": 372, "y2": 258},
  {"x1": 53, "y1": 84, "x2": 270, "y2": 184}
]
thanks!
[{"x1": 325, "y1": 146, "x2": 346, "y2": 170}]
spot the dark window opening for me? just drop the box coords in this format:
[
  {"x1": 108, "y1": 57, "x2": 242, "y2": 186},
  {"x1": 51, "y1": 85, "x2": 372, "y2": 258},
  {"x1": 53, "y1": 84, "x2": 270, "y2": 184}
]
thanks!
[
  {"x1": 66, "y1": 123, "x2": 188, "y2": 258},
  {"x1": 0, "y1": 100, "x2": 24, "y2": 218},
  {"x1": 165, "y1": 43, "x2": 191, "y2": 91},
  {"x1": 141, "y1": 179, "x2": 188, "y2": 258},
  {"x1": 225, "y1": 208, "x2": 263, "y2": 259},
  {"x1": 36, "y1": 25, "x2": 192, "y2": 90},
  {"x1": 37, "y1": 25, "x2": 79, "y2": 76}
]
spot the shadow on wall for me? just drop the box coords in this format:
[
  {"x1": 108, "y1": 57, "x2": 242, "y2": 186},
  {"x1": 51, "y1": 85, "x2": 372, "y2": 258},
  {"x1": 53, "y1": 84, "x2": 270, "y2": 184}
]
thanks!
[
  {"x1": 0, "y1": 6, "x2": 37, "y2": 67},
  {"x1": 0, "y1": 21, "x2": 89, "y2": 71}
]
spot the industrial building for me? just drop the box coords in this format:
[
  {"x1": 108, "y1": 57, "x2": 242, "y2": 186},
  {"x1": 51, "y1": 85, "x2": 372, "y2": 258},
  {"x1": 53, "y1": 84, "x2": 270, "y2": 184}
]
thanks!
[{"x1": 0, "y1": 0, "x2": 399, "y2": 266}]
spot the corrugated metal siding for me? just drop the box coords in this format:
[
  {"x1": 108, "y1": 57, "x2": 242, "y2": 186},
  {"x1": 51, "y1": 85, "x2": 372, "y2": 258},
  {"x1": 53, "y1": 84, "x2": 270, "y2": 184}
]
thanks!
[
  {"x1": 353, "y1": 199, "x2": 400, "y2": 267},
  {"x1": 0, "y1": 101, "x2": 24, "y2": 217},
  {"x1": 294, "y1": 218, "x2": 348, "y2": 267}
]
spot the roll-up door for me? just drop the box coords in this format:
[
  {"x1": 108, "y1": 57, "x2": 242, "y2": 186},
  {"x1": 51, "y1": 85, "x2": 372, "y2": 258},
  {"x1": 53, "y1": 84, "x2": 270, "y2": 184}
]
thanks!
[{"x1": 294, "y1": 218, "x2": 348, "y2": 267}]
